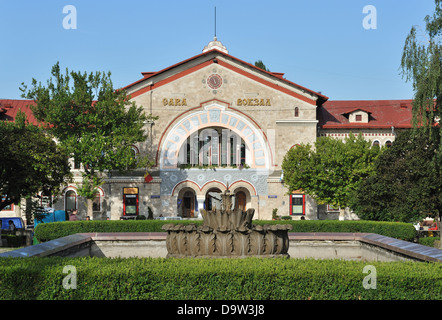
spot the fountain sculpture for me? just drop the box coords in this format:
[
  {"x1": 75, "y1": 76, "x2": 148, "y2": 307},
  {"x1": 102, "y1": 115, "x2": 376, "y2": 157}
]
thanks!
[{"x1": 162, "y1": 188, "x2": 292, "y2": 258}]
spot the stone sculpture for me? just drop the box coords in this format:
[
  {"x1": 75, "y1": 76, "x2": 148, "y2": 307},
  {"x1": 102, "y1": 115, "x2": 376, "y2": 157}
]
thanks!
[{"x1": 162, "y1": 188, "x2": 292, "y2": 258}]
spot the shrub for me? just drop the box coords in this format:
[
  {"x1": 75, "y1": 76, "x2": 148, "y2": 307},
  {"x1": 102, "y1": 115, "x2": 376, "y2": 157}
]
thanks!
[
  {"x1": 254, "y1": 220, "x2": 416, "y2": 241},
  {"x1": 33, "y1": 220, "x2": 200, "y2": 242},
  {"x1": 33, "y1": 219, "x2": 416, "y2": 243},
  {"x1": 272, "y1": 208, "x2": 279, "y2": 220},
  {"x1": 0, "y1": 257, "x2": 440, "y2": 300},
  {"x1": 419, "y1": 237, "x2": 440, "y2": 248},
  {"x1": 2, "y1": 235, "x2": 26, "y2": 247}
]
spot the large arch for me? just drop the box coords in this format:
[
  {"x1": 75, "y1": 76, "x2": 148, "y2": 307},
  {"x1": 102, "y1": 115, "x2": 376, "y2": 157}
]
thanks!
[
  {"x1": 159, "y1": 100, "x2": 271, "y2": 170},
  {"x1": 172, "y1": 180, "x2": 202, "y2": 196}
]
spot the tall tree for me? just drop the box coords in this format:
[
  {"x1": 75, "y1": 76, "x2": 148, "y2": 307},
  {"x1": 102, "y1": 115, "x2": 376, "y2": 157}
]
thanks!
[
  {"x1": 401, "y1": 0, "x2": 441, "y2": 235},
  {"x1": 21, "y1": 62, "x2": 156, "y2": 218},
  {"x1": 0, "y1": 111, "x2": 71, "y2": 213},
  {"x1": 282, "y1": 134, "x2": 380, "y2": 220},
  {"x1": 350, "y1": 128, "x2": 441, "y2": 223},
  {"x1": 401, "y1": 0, "x2": 441, "y2": 130}
]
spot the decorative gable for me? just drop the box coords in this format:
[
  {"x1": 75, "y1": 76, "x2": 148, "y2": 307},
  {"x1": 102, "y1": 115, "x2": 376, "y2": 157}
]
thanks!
[{"x1": 122, "y1": 48, "x2": 328, "y2": 107}]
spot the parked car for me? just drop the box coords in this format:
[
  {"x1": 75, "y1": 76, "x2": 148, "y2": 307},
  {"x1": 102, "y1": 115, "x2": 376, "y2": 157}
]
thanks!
[
  {"x1": 0, "y1": 217, "x2": 28, "y2": 247},
  {"x1": 0, "y1": 217, "x2": 25, "y2": 231}
]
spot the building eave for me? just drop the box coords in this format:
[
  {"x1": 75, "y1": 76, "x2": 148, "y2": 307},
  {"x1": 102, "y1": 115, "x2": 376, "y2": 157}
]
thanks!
[{"x1": 122, "y1": 48, "x2": 328, "y2": 105}]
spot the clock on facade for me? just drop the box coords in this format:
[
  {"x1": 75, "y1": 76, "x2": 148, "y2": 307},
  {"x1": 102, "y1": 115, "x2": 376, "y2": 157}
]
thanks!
[{"x1": 207, "y1": 74, "x2": 223, "y2": 89}]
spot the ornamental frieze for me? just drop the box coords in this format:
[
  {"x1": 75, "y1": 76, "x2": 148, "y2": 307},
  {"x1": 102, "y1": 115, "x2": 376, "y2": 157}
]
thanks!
[
  {"x1": 237, "y1": 98, "x2": 271, "y2": 106},
  {"x1": 161, "y1": 97, "x2": 272, "y2": 107},
  {"x1": 162, "y1": 98, "x2": 187, "y2": 106}
]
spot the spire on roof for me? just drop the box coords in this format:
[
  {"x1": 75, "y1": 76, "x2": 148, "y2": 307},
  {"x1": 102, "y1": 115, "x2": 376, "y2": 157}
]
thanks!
[
  {"x1": 202, "y1": 36, "x2": 229, "y2": 54},
  {"x1": 203, "y1": 7, "x2": 228, "y2": 54}
]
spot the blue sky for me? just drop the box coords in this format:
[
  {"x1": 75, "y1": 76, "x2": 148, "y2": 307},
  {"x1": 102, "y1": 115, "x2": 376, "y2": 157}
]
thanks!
[{"x1": 0, "y1": 0, "x2": 437, "y2": 100}]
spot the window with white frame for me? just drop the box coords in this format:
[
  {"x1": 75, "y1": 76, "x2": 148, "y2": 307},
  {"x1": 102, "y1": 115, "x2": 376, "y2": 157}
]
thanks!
[{"x1": 65, "y1": 190, "x2": 77, "y2": 212}]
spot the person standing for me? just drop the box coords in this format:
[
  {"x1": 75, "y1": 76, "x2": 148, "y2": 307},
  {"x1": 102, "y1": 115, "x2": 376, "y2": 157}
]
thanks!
[
  {"x1": 8, "y1": 220, "x2": 16, "y2": 234},
  {"x1": 69, "y1": 209, "x2": 79, "y2": 221}
]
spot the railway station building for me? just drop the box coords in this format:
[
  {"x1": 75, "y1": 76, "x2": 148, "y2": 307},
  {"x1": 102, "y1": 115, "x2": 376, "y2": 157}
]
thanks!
[{"x1": 0, "y1": 38, "x2": 413, "y2": 222}]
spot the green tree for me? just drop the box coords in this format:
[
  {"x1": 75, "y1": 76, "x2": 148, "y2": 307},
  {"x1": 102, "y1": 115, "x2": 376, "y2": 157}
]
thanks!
[
  {"x1": 0, "y1": 110, "x2": 72, "y2": 213},
  {"x1": 401, "y1": 0, "x2": 441, "y2": 236},
  {"x1": 282, "y1": 134, "x2": 380, "y2": 220},
  {"x1": 254, "y1": 60, "x2": 270, "y2": 71},
  {"x1": 21, "y1": 62, "x2": 156, "y2": 218},
  {"x1": 401, "y1": 0, "x2": 441, "y2": 130},
  {"x1": 350, "y1": 128, "x2": 441, "y2": 223}
]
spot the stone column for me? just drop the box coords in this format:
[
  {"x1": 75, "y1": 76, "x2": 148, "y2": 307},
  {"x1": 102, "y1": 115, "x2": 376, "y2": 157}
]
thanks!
[{"x1": 196, "y1": 195, "x2": 206, "y2": 218}]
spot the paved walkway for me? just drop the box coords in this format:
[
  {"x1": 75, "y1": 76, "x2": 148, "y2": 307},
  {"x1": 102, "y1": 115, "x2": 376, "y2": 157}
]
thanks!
[{"x1": 0, "y1": 248, "x2": 15, "y2": 254}]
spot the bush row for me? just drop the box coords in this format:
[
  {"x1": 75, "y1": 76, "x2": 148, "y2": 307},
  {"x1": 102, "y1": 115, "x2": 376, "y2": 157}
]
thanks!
[
  {"x1": 419, "y1": 237, "x2": 440, "y2": 248},
  {"x1": 254, "y1": 220, "x2": 417, "y2": 240},
  {"x1": 33, "y1": 219, "x2": 417, "y2": 242},
  {"x1": 0, "y1": 235, "x2": 26, "y2": 247},
  {"x1": 0, "y1": 257, "x2": 440, "y2": 300},
  {"x1": 33, "y1": 220, "x2": 201, "y2": 242}
]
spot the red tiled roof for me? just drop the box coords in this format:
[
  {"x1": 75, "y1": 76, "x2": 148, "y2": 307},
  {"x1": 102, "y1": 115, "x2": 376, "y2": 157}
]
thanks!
[
  {"x1": 319, "y1": 100, "x2": 414, "y2": 129},
  {"x1": 0, "y1": 99, "x2": 38, "y2": 125},
  {"x1": 341, "y1": 107, "x2": 372, "y2": 115},
  {"x1": 2, "y1": 98, "x2": 417, "y2": 131}
]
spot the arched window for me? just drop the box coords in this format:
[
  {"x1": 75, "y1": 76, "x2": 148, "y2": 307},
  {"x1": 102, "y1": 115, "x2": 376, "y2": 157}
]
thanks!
[
  {"x1": 65, "y1": 190, "x2": 77, "y2": 212},
  {"x1": 92, "y1": 192, "x2": 101, "y2": 212},
  {"x1": 385, "y1": 140, "x2": 392, "y2": 148},
  {"x1": 372, "y1": 140, "x2": 380, "y2": 148},
  {"x1": 127, "y1": 146, "x2": 139, "y2": 169},
  {"x1": 294, "y1": 107, "x2": 299, "y2": 117}
]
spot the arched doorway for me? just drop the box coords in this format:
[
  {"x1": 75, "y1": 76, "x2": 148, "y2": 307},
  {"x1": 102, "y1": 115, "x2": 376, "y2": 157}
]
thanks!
[
  {"x1": 182, "y1": 190, "x2": 195, "y2": 218},
  {"x1": 177, "y1": 187, "x2": 197, "y2": 218},
  {"x1": 205, "y1": 188, "x2": 222, "y2": 211},
  {"x1": 235, "y1": 191, "x2": 247, "y2": 211}
]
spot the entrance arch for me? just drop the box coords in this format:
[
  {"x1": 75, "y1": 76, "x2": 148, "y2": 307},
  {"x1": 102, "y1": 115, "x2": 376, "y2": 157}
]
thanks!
[
  {"x1": 235, "y1": 191, "x2": 247, "y2": 211},
  {"x1": 182, "y1": 190, "x2": 195, "y2": 218},
  {"x1": 159, "y1": 100, "x2": 271, "y2": 169},
  {"x1": 177, "y1": 187, "x2": 197, "y2": 218}
]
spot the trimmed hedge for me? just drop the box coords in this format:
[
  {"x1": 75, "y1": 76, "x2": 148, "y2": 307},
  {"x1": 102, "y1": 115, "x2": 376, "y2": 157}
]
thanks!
[
  {"x1": 0, "y1": 257, "x2": 440, "y2": 300},
  {"x1": 1, "y1": 235, "x2": 26, "y2": 247},
  {"x1": 33, "y1": 219, "x2": 417, "y2": 243},
  {"x1": 255, "y1": 220, "x2": 417, "y2": 241},
  {"x1": 419, "y1": 237, "x2": 440, "y2": 248},
  {"x1": 33, "y1": 220, "x2": 201, "y2": 242}
]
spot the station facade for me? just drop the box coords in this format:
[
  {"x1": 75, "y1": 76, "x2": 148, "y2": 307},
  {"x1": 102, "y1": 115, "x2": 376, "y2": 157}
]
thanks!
[{"x1": 0, "y1": 38, "x2": 413, "y2": 222}]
